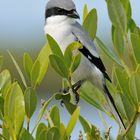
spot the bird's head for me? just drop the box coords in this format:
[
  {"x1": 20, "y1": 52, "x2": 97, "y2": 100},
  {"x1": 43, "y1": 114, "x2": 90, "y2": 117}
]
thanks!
[{"x1": 45, "y1": 0, "x2": 80, "y2": 20}]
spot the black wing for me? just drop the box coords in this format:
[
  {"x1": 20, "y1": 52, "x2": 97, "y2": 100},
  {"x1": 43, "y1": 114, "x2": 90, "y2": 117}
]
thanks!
[{"x1": 79, "y1": 45, "x2": 111, "y2": 82}]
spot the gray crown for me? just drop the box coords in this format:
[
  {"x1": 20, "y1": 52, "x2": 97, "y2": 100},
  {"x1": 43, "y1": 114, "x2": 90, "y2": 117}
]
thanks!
[{"x1": 46, "y1": 0, "x2": 76, "y2": 10}]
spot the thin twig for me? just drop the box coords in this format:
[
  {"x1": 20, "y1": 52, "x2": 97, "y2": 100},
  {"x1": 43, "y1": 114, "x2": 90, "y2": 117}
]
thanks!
[
  {"x1": 123, "y1": 111, "x2": 140, "y2": 138},
  {"x1": 0, "y1": 124, "x2": 2, "y2": 129}
]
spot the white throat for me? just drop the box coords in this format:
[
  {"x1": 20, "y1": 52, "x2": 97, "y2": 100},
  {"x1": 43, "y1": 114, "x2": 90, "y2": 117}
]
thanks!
[
  {"x1": 45, "y1": 15, "x2": 75, "y2": 25},
  {"x1": 44, "y1": 15, "x2": 77, "y2": 53}
]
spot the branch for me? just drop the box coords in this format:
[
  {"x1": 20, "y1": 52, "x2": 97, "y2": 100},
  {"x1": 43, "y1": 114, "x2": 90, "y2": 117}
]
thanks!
[{"x1": 123, "y1": 111, "x2": 140, "y2": 138}]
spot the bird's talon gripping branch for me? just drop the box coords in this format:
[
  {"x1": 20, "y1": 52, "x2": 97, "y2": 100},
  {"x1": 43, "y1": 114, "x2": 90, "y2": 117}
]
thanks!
[{"x1": 71, "y1": 80, "x2": 84, "y2": 104}]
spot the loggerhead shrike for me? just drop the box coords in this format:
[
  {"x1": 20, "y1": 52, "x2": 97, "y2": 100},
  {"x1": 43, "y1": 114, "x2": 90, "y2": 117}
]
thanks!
[{"x1": 44, "y1": 0, "x2": 125, "y2": 130}]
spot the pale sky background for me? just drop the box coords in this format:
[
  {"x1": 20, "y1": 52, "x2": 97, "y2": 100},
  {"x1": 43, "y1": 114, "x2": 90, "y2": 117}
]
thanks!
[
  {"x1": 0, "y1": 0, "x2": 140, "y2": 139},
  {"x1": 0, "y1": 0, "x2": 140, "y2": 51}
]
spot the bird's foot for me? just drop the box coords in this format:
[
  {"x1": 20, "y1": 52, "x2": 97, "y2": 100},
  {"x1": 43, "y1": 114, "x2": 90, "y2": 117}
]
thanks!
[
  {"x1": 59, "y1": 80, "x2": 84, "y2": 105},
  {"x1": 72, "y1": 80, "x2": 84, "y2": 104}
]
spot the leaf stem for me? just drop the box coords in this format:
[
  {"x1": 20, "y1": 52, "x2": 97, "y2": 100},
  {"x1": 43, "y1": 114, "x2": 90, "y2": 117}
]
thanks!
[
  {"x1": 123, "y1": 111, "x2": 140, "y2": 138},
  {"x1": 0, "y1": 124, "x2": 2, "y2": 129},
  {"x1": 68, "y1": 76, "x2": 72, "y2": 88}
]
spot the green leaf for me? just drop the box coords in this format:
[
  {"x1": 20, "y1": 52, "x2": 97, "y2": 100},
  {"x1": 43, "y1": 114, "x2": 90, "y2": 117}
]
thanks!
[
  {"x1": 114, "y1": 27, "x2": 125, "y2": 57},
  {"x1": 107, "y1": 0, "x2": 127, "y2": 32},
  {"x1": 50, "y1": 105, "x2": 60, "y2": 128},
  {"x1": 128, "y1": 19, "x2": 137, "y2": 33},
  {"x1": 2, "y1": 125, "x2": 10, "y2": 140},
  {"x1": 35, "y1": 44, "x2": 51, "y2": 85},
  {"x1": 71, "y1": 54, "x2": 81, "y2": 73},
  {"x1": 106, "y1": 80, "x2": 131, "y2": 121},
  {"x1": 83, "y1": 8, "x2": 97, "y2": 40},
  {"x1": 136, "y1": 64, "x2": 140, "y2": 77},
  {"x1": 91, "y1": 125, "x2": 101, "y2": 139},
  {"x1": 95, "y1": 37, "x2": 123, "y2": 67},
  {"x1": 32, "y1": 94, "x2": 55, "y2": 134},
  {"x1": 126, "y1": 124, "x2": 136, "y2": 140},
  {"x1": 64, "y1": 42, "x2": 81, "y2": 69},
  {"x1": 134, "y1": 27, "x2": 140, "y2": 37},
  {"x1": 49, "y1": 54, "x2": 68, "y2": 78},
  {"x1": 120, "y1": 93, "x2": 134, "y2": 122},
  {"x1": 37, "y1": 129, "x2": 48, "y2": 140},
  {"x1": 79, "y1": 116, "x2": 91, "y2": 133},
  {"x1": 31, "y1": 60, "x2": 40, "y2": 88},
  {"x1": 131, "y1": 33, "x2": 140, "y2": 63},
  {"x1": 115, "y1": 68, "x2": 134, "y2": 105},
  {"x1": 0, "y1": 96, "x2": 4, "y2": 120},
  {"x1": 47, "y1": 34, "x2": 64, "y2": 59},
  {"x1": 120, "y1": 0, "x2": 132, "y2": 22},
  {"x1": 111, "y1": 25, "x2": 115, "y2": 43},
  {"x1": 36, "y1": 123, "x2": 48, "y2": 140},
  {"x1": 46, "y1": 127, "x2": 60, "y2": 140},
  {"x1": 115, "y1": 68, "x2": 135, "y2": 121},
  {"x1": 8, "y1": 51, "x2": 27, "y2": 87},
  {"x1": 85, "y1": 132, "x2": 91, "y2": 140},
  {"x1": 65, "y1": 107, "x2": 80, "y2": 139},
  {"x1": 4, "y1": 82, "x2": 25, "y2": 138},
  {"x1": 19, "y1": 128, "x2": 35, "y2": 140},
  {"x1": 24, "y1": 87, "x2": 37, "y2": 119},
  {"x1": 79, "y1": 81, "x2": 106, "y2": 112},
  {"x1": 60, "y1": 123, "x2": 66, "y2": 139},
  {"x1": 37, "y1": 127, "x2": 60, "y2": 140},
  {"x1": 0, "y1": 69, "x2": 11, "y2": 93},
  {"x1": 23, "y1": 53, "x2": 33, "y2": 80},
  {"x1": 129, "y1": 73, "x2": 140, "y2": 106},
  {"x1": 83, "y1": 4, "x2": 88, "y2": 22}
]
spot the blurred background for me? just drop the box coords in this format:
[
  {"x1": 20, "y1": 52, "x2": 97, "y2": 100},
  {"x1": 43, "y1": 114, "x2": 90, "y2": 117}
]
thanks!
[{"x1": 0, "y1": 0, "x2": 140, "y2": 139}]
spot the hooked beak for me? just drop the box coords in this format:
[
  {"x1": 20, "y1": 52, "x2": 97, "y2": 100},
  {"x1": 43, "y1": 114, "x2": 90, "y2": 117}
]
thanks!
[{"x1": 68, "y1": 10, "x2": 80, "y2": 19}]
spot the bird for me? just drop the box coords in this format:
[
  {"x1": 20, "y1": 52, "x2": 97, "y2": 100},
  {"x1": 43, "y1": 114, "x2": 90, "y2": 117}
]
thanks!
[{"x1": 44, "y1": 0, "x2": 126, "y2": 131}]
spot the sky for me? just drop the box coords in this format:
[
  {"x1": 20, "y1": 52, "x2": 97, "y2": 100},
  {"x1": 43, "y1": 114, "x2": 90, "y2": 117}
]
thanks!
[
  {"x1": 0, "y1": 0, "x2": 140, "y2": 139},
  {"x1": 0, "y1": 0, "x2": 140, "y2": 52}
]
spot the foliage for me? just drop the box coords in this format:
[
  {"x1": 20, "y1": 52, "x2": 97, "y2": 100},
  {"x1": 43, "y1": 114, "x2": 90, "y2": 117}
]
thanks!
[{"x1": 0, "y1": 0, "x2": 140, "y2": 140}]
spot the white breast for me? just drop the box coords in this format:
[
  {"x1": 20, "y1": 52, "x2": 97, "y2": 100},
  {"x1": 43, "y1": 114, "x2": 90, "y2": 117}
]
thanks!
[{"x1": 44, "y1": 16, "x2": 76, "y2": 52}]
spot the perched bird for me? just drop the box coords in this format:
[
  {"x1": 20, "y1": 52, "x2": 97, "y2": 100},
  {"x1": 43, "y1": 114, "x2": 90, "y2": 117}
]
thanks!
[{"x1": 44, "y1": 0, "x2": 125, "y2": 130}]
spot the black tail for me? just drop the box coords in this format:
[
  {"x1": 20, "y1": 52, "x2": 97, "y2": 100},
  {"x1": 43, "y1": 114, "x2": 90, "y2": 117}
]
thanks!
[{"x1": 104, "y1": 85, "x2": 126, "y2": 130}]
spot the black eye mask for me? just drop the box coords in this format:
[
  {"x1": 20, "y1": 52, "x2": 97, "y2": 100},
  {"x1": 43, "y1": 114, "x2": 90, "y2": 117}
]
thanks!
[{"x1": 45, "y1": 7, "x2": 78, "y2": 19}]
